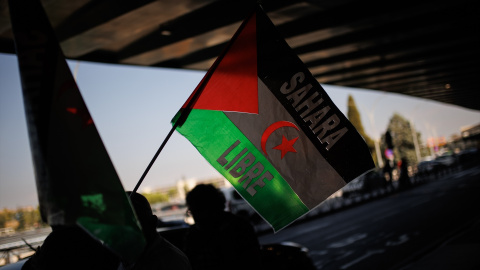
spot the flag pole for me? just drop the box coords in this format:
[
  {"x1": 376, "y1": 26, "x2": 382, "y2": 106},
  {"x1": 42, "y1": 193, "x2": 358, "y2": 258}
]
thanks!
[
  {"x1": 130, "y1": 76, "x2": 213, "y2": 194},
  {"x1": 131, "y1": 124, "x2": 176, "y2": 194},
  {"x1": 130, "y1": 62, "x2": 219, "y2": 194},
  {"x1": 131, "y1": 9, "x2": 256, "y2": 194}
]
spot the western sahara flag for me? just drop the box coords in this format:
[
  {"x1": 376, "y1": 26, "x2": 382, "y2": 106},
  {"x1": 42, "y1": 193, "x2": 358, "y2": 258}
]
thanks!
[
  {"x1": 173, "y1": 6, "x2": 375, "y2": 231},
  {"x1": 8, "y1": 0, "x2": 145, "y2": 262}
]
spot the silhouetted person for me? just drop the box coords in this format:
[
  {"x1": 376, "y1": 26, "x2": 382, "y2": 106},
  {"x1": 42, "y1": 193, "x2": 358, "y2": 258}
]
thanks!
[
  {"x1": 398, "y1": 158, "x2": 411, "y2": 190},
  {"x1": 121, "y1": 191, "x2": 191, "y2": 270},
  {"x1": 183, "y1": 184, "x2": 262, "y2": 270},
  {"x1": 383, "y1": 160, "x2": 394, "y2": 189},
  {"x1": 22, "y1": 225, "x2": 119, "y2": 270}
]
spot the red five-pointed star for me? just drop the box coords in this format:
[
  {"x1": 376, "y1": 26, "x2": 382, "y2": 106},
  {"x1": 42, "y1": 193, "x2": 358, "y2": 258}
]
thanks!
[{"x1": 273, "y1": 135, "x2": 298, "y2": 159}]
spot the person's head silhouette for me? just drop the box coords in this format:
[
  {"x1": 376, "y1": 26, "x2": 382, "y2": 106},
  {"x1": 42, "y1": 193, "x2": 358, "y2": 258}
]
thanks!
[
  {"x1": 127, "y1": 191, "x2": 158, "y2": 243},
  {"x1": 186, "y1": 184, "x2": 226, "y2": 228},
  {"x1": 183, "y1": 185, "x2": 262, "y2": 270}
]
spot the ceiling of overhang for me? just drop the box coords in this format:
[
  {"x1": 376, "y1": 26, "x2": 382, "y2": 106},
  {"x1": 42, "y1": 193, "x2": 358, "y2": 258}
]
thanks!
[{"x1": 1, "y1": 0, "x2": 479, "y2": 111}]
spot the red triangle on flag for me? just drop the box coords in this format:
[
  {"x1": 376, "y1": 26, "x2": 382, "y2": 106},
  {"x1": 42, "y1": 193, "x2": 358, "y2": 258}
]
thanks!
[{"x1": 182, "y1": 12, "x2": 258, "y2": 114}]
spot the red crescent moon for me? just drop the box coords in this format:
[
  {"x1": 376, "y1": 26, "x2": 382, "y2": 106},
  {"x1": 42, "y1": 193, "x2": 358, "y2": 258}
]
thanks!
[{"x1": 261, "y1": 121, "x2": 299, "y2": 156}]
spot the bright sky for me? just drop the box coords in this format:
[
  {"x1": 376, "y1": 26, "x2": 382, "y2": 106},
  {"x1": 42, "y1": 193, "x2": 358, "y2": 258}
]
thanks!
[{"x1": 1, "y1": 52, "x2": 479, "y2": 209}]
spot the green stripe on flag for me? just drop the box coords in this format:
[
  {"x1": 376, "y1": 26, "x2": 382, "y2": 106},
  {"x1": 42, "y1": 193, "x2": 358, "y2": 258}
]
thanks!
[{"x1": 175, "y1": 109, "x2": 309, "y2": 230}]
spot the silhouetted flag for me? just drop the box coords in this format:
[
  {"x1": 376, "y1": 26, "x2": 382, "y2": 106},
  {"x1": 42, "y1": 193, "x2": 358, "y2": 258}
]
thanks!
[
  {"x1": 8, "y1": 0, "x2": 145, "y2": 262},
  {"x1": 173, "y1": 6, "x2": 375, "y2": 231}
]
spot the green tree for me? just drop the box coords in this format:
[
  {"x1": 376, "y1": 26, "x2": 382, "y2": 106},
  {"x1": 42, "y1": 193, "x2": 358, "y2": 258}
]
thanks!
[
  {"x1": 1, "y1": 207, "x2": 44, "y2": 230},
  {"x1": 14, "y1": 210, "x2": 26, "y2": 230},
  {"x1": 0, "y1": 208, "x2": 14, "y2": 228},
  {"x1": 0, "y1": 209, "x2": 8, "y2": 228},
  {"x1": 22, "y1": 208, "x2": 43, "y2": 228},
  {"x1": 347, "y1": 95, "x2": 377, "y2": 166},
  {"x1": 381, "y1": 113, "x2": 423, "y2": 164},
  {"x1": 167, "y1": 188, "x2": 178, "y2": 198}
]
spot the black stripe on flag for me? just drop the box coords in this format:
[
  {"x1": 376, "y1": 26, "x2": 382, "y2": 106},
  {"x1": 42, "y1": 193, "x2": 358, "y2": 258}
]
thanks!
[{"x1": 255, "y1": 7, "x2": 374, "y2": 183}]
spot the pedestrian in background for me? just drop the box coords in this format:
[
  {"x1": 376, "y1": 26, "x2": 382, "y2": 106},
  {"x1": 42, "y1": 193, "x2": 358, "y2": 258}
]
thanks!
[{"x1": 183, "y1": 184, "x2": 262, "y2": 270}]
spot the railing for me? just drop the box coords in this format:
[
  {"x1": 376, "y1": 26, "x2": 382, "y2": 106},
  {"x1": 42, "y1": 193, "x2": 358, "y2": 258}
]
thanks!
[{"x1": 0, "y1": 236, "x2": 45, "y2": 266}]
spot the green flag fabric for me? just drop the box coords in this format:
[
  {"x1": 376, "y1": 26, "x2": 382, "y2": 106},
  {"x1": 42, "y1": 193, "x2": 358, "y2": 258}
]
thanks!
[
  {"x1": 8, "y1": 0, "x2": 145, "y2": 262},
  {"x1": 173, "y1": 7, "x2": 375, "y2": 231}
]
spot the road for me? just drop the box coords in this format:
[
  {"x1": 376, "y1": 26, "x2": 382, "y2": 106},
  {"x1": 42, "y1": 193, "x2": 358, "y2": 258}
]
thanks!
[
  {"x1": 258, "y1": 165, "x2": 480, "y2": 270},
  {"x1": 2, "y1": 165, "x2": 478, "y2": 269}
]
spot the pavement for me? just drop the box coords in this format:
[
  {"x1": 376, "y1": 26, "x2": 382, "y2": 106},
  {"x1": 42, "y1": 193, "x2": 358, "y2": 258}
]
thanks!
[
  {"x1": 392, "y1": 207, "x2": 480, "y2": 270},
  {"x1": 396, "y1": 165, "x2": 480, "y2": 270},
  {"x1": 396, "y1": 217, "x2": 480, "y2": 270}
]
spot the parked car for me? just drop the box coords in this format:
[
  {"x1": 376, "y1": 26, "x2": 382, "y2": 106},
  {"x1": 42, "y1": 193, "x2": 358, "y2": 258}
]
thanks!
[
  {"x1": 341, "y1": 177, "x2": 364, "y2": 198},
  {"x1": 435, "y1": 154, "x2": 457, "y2": 167},
  {"x1": 342, "y1": 169, "x2": 384, "y2": 198},
  {"x1": 457, "y1": 148, "x2": 479, "y2": 167},
  {"x1": 416, "y1": 160, "x2": 440, "y2": 177}
]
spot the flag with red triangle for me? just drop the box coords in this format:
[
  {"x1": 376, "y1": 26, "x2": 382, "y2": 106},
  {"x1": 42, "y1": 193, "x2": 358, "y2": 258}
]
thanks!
[
  {"x1": 173, "y1": 6, "x2": 375, "y2": 231},
  {"x1": 8, "y1": 0, "x2": 145, "y2": 262}
]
